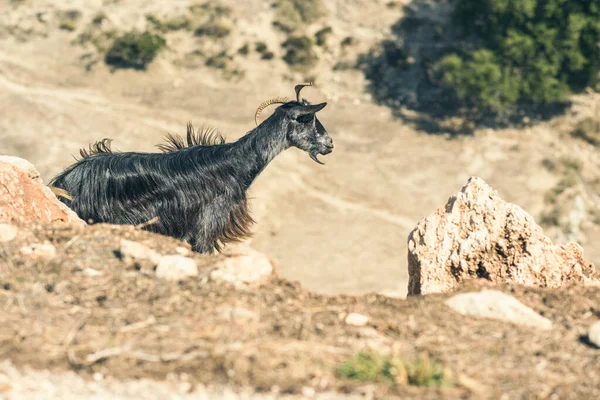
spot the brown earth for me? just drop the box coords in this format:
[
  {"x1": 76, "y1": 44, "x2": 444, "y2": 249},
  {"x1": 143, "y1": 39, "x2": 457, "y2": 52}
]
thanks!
[
  {"x1": 3, "y1": 1, "x2": 600, "y2": 398},
  {"x1": 2, "y1": 222, "x2": 600, "y2": 399}
]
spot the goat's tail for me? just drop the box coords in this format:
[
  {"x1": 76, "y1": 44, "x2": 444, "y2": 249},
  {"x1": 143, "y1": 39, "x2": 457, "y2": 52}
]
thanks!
[{"x1": 49, "y1": 186, "x2": 73, "y2": 201}]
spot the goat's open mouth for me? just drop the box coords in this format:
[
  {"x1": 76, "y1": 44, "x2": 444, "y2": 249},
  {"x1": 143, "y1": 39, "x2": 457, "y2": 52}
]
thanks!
[{"x1": 310, "y1": 147, "x2": 333, "y2": 165}]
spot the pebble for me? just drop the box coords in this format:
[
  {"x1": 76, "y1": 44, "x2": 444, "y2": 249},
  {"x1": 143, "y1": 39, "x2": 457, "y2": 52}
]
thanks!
[
  {"x1": 588, "y1": 321, "x2": 600, "y2": 348},
  {"x1": 118, "y1": 239, "x2": 161, "y2": 265},
  {"x1": 0, "y1": 223, "x2": 17, "y2": 242},
  {"x1": 19, "y1": 242, "x2": 56, "y2": 259},
  {"x1": 345, "y1": 313, "x2": 370, "y2": 327},
  {"x1": 155, "y1": 255, "x2": 198, "y2": 281}
]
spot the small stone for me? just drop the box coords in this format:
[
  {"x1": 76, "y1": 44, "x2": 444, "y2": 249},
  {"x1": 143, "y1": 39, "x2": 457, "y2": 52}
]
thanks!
[
  {"x1": 156, "y1": 255, "x2": 198, "y2": 281},
  {"x1": 0, "y1": 223, "x2": 17, "y2": 242},
  {"x1": 20, "y1": 242, "x2": 56, "y2": 259},
  {"x1": 83, "y1": 268, "x2": 103, "y2": 277},
  {"x1": 119, "y1": 239, "x2": 161, "y2": 265},
  {"x1": 345, "y1": 312, "x2": 370, "y2": 327},
  {"x1": 218, "y1": 306, "x2": 260, "y2": 322},
  {"x1": 175, "y1": 246, "x2": 190, "y2": 256},
  {"x1": 445, "y1": 290, "x2": 553, "y2": 330},
  {"x1": 178, "y1": 381, "x2": 192, "y2": 394},
  {"x1": 92, "y1": 372, "x2": 104, "y2": 381},
  {"x1": 302, "y1": 386, "x2": 316, "y2": 398},
  {"x1": 588, "y1": 321, "x2": 600, "y2": 348},
  {"x1": 210, "y1": 249, "x2": 272, "y2": 285}
]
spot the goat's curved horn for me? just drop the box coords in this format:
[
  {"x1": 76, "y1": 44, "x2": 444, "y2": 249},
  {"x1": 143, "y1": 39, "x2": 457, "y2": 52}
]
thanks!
[
  {"x1": 254, "y1": 96, "x2": 289, "y2": 126},
  {"x1": 294, "y1": 82, "x2": 313, "y2": 102}
]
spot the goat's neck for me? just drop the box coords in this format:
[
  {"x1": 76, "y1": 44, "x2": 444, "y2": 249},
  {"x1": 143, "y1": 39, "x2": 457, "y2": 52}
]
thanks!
[{"x1": 231, "y1": 117, "x2": 289, "y2": 189}]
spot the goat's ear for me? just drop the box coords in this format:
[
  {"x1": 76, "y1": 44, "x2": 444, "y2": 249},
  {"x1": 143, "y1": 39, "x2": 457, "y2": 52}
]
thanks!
[{"x1": 296, "y1": 102, "x2": 327, "y2": 116}]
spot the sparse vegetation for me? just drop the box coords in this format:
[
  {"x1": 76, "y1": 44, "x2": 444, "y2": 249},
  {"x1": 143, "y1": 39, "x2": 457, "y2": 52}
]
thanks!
[
  {"x1": 237, "y1": 43, "x2": 249, "y2": 55},
  {"x1": 273, "y1": 0, "x2": 327, "y2": 32},
  {"x1": 105, "y1": 30, "x2": 166, "y2": 70},
  {"x1": 205, "y1": 51, "x2": 231, "y2": 69},
  {"x1": 572, "y1": 116, "x2": 600, "y2": 146},
  {"x1": 91, "y1": 12, "x2": 107, "y2": 25},
  {"x1": 282, "y1": 35, "x2": 318, "y2": 68},
  {"x1": 255, "y1": 41, "x2": 274, "y2": 60},
  {"x1": 164, "y1": 15, "x2": 191, "y2": 31},
  {"x1": 194, "y1": 19, "x2": 232, "y2": 38},
  {"x1": 58, "y1": 9, "x2": 82, "y2": 32},
  {"x1": 255, "y1": 41, "x2": 268, "y2": 54},
  {"x1": 314, "y1": 26, "x2": 332, "y2": 46},
  {"x1": 341, "y1": 36, "x2": 355, "y2": 47},
  {"x1": 540, "y1": 156, "x2": 588, "y2": 230},
  {"x1": 145, "y1": 14, "x2": 166, "y2": 33},
  {"x1": 338, "y1": 352, "x2": 452, "y2": 388}
]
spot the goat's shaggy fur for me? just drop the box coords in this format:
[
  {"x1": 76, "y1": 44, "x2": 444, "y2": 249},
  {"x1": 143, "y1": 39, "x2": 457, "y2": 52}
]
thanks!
[{"x1": 49, "y1": 98, "x2": 333, "y2": 253}]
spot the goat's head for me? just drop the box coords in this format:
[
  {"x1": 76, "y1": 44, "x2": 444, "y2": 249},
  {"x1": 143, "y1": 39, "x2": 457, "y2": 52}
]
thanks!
[{"x1": 255, "y1": 83, "x2": 333, "y2": 165}]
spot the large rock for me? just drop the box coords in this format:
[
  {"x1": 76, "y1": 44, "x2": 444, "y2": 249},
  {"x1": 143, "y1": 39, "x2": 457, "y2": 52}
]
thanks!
[
  {"x1": 408, "y1": 177, "x2": 598, "y2": 295},
  {"x1": 0, "y1": 156, "x2": 83, "y2": 225}
]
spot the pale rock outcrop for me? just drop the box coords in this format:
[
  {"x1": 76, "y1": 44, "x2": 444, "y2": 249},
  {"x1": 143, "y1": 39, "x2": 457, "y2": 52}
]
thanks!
[
  {"x1": 408, "y1": 177, "x2": 598, "y2": 295},
  {"x1": 0, "y1": 156, "x2": 84, "y2": 225},
  {"x1": 445, "y1": 290, "x2": 553, "y2": 330}
]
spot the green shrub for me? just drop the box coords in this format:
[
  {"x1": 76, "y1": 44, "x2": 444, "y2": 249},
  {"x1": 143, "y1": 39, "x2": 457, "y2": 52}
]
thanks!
[
  {"x1": 58, "y1": 9, "x2": 82, "y2": 32},
  {"x1": 572, "y1": 115, "x2": 600, "y2": 146},
  {"x1": 315, "y1": 26, "x2": 332, "y2": 46},
  {"x1": 273, "y1": 0, "x2": 326, "y2": 32},
  {"x1": 337, "y1": 352, "x2": 452, "y2": 388},
  {"x1": 237, "y1": 43, "x2": 250, "y2": 55},
  {"x1": 194, "y1": 19, "x2": 231, "y2": 38},
  {"x1": 282, "y1": 35, "x2": 318, "y2": 67},
  {"x1": 105, "y1": 31, "x2": 166, "y2": 70},
  {"x1": 431, "y1": 0, "x2": 600, "y2": 119}
]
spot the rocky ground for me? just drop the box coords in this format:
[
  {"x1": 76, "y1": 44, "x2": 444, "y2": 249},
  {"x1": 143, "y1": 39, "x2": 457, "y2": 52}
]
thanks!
[
  {"x1": 2, "y1": 221, "x2": 600, "y2": 400},
  {"x1": 2, "y1": 156, "x2": 600, "y2": 399}
]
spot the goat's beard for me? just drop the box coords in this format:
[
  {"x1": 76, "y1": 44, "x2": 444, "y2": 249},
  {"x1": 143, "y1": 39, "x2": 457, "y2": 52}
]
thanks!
[{"x1": 309, "y1": 151, "x2": 325, "y2": 165}]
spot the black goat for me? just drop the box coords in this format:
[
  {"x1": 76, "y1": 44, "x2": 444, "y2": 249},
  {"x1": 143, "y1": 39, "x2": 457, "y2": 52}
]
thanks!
[{"x1": 49, "y1": 84, "x2": 333, "y2": 253}]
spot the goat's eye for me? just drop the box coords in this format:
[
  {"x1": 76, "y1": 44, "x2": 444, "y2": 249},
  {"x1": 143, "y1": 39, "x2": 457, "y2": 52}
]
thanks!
[{"x1": 296, "y1": 114, "x2": 314, "y2": 124}]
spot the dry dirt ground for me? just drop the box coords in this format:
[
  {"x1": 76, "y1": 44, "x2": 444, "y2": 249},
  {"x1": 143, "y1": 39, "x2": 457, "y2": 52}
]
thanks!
[
  {"x1": 3, "y1": 1, "x2": 600, "y2": 397},
  {"x1": 2, "y1": 223, "x2": 600, "y2": 399}
]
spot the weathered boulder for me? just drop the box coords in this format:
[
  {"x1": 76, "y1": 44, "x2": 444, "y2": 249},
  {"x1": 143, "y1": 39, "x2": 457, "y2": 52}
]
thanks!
[
  {"x1": 0, "y1": 156, "x2": 84, "y2": 225},
  {"x1": 408, "y1": 177, "x2": 598, "y2": 295}
]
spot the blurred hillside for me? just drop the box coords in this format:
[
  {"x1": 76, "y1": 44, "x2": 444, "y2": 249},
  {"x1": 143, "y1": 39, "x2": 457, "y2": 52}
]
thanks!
[{"x1": 2, "y1": 0, "x2": 600, "y2": 297}]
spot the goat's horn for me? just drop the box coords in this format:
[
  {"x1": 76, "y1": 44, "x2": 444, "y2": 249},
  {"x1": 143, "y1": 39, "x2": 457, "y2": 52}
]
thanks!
[
  {"x1": 294, "y1": 82, "x2": 313, "y2": 102},
  {"x1": 254, "y1": 96, "x2": 289, "y2": 126}
]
